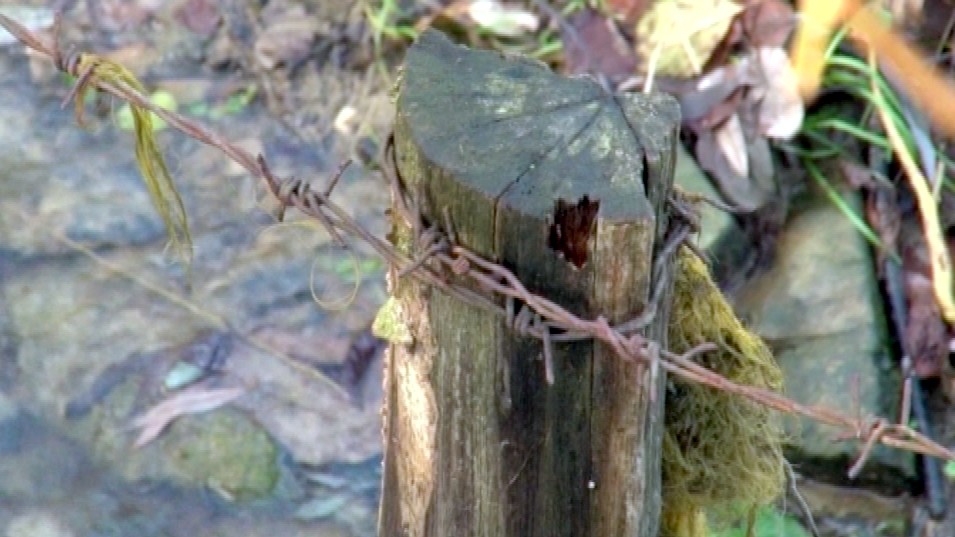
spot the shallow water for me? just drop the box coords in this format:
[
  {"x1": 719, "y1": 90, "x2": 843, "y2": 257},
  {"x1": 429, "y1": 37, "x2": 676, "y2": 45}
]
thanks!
[
  {"x1": 0, "y1": 407, "x2": 381, "y2": 536},
  {"x1": 0, "y1": 3, "x2": 391, "y2": 534}
]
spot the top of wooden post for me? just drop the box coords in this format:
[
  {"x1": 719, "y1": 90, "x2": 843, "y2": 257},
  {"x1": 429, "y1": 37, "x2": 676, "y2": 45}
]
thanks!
[{"x1": 398, "y1": 30, "x2": 679, "y2": 238}]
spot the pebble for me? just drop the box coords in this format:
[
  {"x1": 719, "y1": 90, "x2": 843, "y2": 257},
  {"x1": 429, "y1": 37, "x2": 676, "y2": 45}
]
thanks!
[
  {"x1": 5, "y1": 511, "x2": 74, "y2": 537},
  {"x1": 0, "y1": 391, "x2": 15, "y2": 424}
]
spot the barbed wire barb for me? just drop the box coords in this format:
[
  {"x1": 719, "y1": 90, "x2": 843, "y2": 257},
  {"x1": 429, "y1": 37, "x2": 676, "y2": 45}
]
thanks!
[{"x1": 1, "y1": 13, "x2": 953, "y2": 475}]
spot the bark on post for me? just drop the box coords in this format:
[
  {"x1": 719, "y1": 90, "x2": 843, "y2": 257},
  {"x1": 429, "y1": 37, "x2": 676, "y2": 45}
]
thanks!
[{"x1": 379, "y1": 30, "x2": 679, "y2": 537}]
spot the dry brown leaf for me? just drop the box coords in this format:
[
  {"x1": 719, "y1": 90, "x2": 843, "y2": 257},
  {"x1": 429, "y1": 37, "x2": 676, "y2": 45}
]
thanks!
[
  {"x1": 634, "y1": 0, "x2": 742, "y2": 78},
  {"x1": 695, "y1": 87, "x2": 745, "y2": 130},
  {"x1": 714, "y1": 113, "x2": 748, "y2": 178},
  {"x1": 174, "y1": 0, "x2": 221, "y2": 37},
  {"x1": 412, "y1": 1, "x2": 470, "y2": 34},
  {"x1": 793, "y1": 0, "x2": 955, "y2": 140},
  {"x1": 606, "y1": 0, "x2": 653, "y2": 26},
  {"x1": 92, "y1": 0, "x2": 154, "y2": 31},
  {"x1": 790, "y1": 0, "x2": 856, "y2": 99},
  {"x1": 840, "y1": 159, "x2": 877, "y2": 189},
  {"x1": 563, "y1": 9, "x2": 637, "y2": 79},
  {"x1": 131, "y1": 385, "x2": 245, "y2": 447},
  {"x1": 848, "y1": 5, "x2": 955, "y2": 140},
  {"x1": 688, "y1": 62, "x2": 749, "y2": 126},
  {"x1": 694, "y1": 117, "x2": 775, "y2": 212},
  {"x1": 741, "y1": 0, "x2": 795, "y2": 48},
  {"x1": 254, "y1": 4, "x2": 317, "y2": 70},
  {"x1": 467, "y1": 0, "x2": 538, "y2": 37},
  {"x1": 752, "y1": 47, "x2": 803, "y2": 139},
  {"x1": 902, "y1": 232, "x2": 948, "y2": 378}
]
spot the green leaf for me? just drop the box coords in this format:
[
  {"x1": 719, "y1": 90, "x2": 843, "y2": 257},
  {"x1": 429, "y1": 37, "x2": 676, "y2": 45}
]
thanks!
[
  {"x1": 116, "y1": 90, "x2": 178, "y2": 131},
  {"x1": 712, "y1": 506, "x2": 811, "y2": 537},
  {"x1": 372, "y1": 296, "x2": 413, "y2": 345},
  {"x1": 944, "y1": 460, "x2": 955, "y2": 480}
]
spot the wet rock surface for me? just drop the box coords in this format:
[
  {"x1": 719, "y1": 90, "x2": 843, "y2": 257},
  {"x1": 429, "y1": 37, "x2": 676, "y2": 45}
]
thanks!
[
  {"x1": 735, "y1": 181, "x2": 913, "y2": 488},
  {"x1": 0, "y1": 410, "x2": 352, "y2": 537},
  {"x1": 795, "y1": 477, "x2": 909, "y2": 537},
  {"x1": 0, "y1": 0, "x2": 390, "y2": 534}
]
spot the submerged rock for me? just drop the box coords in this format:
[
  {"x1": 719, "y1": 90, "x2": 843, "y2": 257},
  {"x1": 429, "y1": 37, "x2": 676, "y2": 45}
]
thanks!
[
  {"x1": 160, "y1": 407, "x2": 278, "y2": 500},
  {"x1": 65, "y1": 365, "x2": 278, "y2": 500}
]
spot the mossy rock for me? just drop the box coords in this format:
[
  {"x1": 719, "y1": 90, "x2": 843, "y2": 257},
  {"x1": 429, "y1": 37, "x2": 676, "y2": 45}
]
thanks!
[
  {"x1": 160, "y1": 407, "x2": 278, "y2": 500},
  {"x1": 74, "y1": 377, "x2": 278, "y2": 501}
]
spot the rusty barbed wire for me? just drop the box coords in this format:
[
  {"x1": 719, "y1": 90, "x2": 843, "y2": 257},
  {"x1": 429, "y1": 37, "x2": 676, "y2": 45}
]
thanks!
[{"x1": 1, "y1": 13, "x2": 952, "y2": 473}]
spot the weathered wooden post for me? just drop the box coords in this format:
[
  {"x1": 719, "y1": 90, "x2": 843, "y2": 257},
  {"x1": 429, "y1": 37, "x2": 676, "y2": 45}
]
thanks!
[{"x1": 379, "y1": 30, "x2": 679, "y2": 537}]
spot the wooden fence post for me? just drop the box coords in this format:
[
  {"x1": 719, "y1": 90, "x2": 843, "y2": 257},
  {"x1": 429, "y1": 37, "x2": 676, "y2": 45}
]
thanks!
[{"x1": 379, "y1": 30, "x2": 680, "y2": 537}]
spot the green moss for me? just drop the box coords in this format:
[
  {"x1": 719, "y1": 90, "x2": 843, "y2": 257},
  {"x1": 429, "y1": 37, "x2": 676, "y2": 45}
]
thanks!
[
  {"x1": 373, "y1": 296, "x2": 413, "y2": 345},
  {"x1": 164, "y1": 408, "x2": 278, "y2": 500},
  {"x1": 663, "y1": 248, "x2": 786, "y2": 537}
]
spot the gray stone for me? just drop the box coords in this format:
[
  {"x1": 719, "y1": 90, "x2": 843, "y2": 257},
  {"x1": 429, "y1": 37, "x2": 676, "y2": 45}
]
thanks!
[
  {"x1": 0, "y1": 110, "x2": 167, "y2": 256},
  {"x1": 673, "y1": 144, "x2": 747, "y2": 284},
  {"x1": 2, "y1": 245, "x2": 381, "y2": 486},
  {"x1": 5, "y1": 511, "x2": 73, "y2": 537},
  {"x1": 734, "y1": 180, "x2": 912, "y2": 488}
]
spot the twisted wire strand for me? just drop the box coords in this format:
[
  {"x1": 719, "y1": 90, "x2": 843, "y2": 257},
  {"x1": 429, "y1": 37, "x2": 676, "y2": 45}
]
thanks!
[{"x1": 1, "y1": 11, "x2": 950, "y2": 468}]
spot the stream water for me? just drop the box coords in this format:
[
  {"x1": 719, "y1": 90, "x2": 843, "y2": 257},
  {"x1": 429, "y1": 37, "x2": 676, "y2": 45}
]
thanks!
[{"x1": 0, "y1": 2, "x2": 392, "y2": 534}]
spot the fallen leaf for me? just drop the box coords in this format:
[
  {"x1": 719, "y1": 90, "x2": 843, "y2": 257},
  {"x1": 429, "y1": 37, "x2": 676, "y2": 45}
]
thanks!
[
  {"x1": 697, "y1": 88, "x2": 745, "y2": 130},
  {"x1": 605, "y1": 0, "x2": 653, "y2": 26},
  {"x1": 174, "y1": 0, "x2": 221, "y2": 37},
  {"x1": 863, "y1": 184, "x2": 900, "y2": 266},
  {"x1": 699, "y1": 8, "x2": 743, "y2": 72},
  {"x1": 467, "y1": 0, "x2": 538, "y2": 37},
  {"x1": 294, "y1": 493, "x2": 351, "y2": 520},
  {"x1": 687, "y1": 62, "x2": 749, "y2": 126},
  {"x1": 714, "y1": 113, "x2": 748, "y2": 177},
  {"x1": 741, "y1": 0, "x2": 795, "y2": 48},
  {"x1": 131, "y1": 385, "x2": 245, "y2": 447},
  {"x1": 902, "y1": 236, "x2": 948, "y2": 378},
  {"x1": 412, "y1": 0, "x2": 470, "y2": 35},
  {"x1": 562, "y1": 9, "x2": 637, "y2": 80},
  {"x1": 634, "y1": 0, "x2": 742, "y2": 78},
  {"x1": 92, "y1": 0, "x2": 154, "y2": 31},
  {"x1": 254, "y1": 4, "x2": 318, "y2": 70},
  {"x1": 752, "y1": 47, "x2": 804, "y2": 139},
  {"x1": 840, "y1": 159, "x2": 878, "y2": 190},
  {"x1": 695, "y1": 123, "x2": 775, "y2": 212},
  {"x1": 790, "y1": 0, "x2": 856, "y2": 99}
]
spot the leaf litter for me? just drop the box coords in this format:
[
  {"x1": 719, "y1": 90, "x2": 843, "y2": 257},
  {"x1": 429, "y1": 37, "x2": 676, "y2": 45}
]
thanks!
[{"x1": 130, "y1": 385, "x2": 245, "y2": 448}]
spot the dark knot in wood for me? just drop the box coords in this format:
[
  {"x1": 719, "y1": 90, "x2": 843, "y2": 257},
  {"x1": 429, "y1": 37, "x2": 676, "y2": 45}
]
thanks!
[{"x1": 547, "y1": 196, "x2": 600, "y2": 269}]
